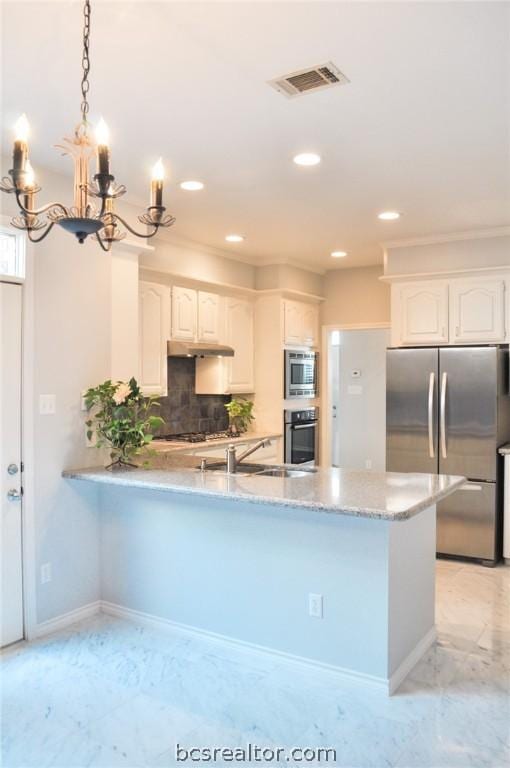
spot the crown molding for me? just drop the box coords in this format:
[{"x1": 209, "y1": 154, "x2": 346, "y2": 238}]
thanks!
[
  {"x1": 380, "y1": 264, "x2": 510, "y2": 283},
  {"x1": 381, "y1": 226, "x2": 510, "y2": 250}
]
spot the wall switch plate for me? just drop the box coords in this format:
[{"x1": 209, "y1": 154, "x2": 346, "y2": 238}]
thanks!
[
  {"x1": 41, "y1": 562, "x2": 52, "y2": 584},
  {"x1": 365, "y1": 459, "x2": 372, "y2": 469},
  {"x1": 80, "y1": 391, "x2": 88, "y2": 412},
  {"x1": 309, "y1": 593, "x2": 323, "y2": 618},
  {"x1": 39, "y1": 394, "x2": 56, "y2": 415},
  {"x1": 347, "y1": 385, "x2": 363, "y2": 396}
]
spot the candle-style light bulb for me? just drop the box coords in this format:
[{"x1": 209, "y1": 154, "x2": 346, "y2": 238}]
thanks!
[
  {"x1": 151, "y1": 158, "x2": 165, "y2": 182},
  {"x1": 14, "y1": 113, "x2": 30, "y2": 142},
  {"x1": 150, "y1": 158, "x2": 165, "y2": 207},
  {"x1": 95, "y1": 117, "x2": 109, "y2": 147},
  {"x1": 12, "y1": 113, "x2": 30, "y2": 174},
  {"x1": 95, "y1": 117, "x2": 110, "y2": 176}
]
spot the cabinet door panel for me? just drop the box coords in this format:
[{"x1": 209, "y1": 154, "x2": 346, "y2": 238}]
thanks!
[
  {"x1": 302, "y1": 305, "x2": 319, "y2": 347},
  {"x1": 400, "y1": 282, "x2": 449, "y2": 344},
  {"x1": 450, "y1": 280, "x2": 505, "y2": 343},
  {"x1": 139, "y1": 282, "x2": 170, "y2": 395},
  {"x1": 198, "y1": 291, "x2": 221, "y2": 343},
  {"x1": 283, "y1": 300, "x2": 303, "y2": 345},
  {"x1": 226, "y1": 298, "x2": 254, "y2": 393},
  {"x1": 172, "y1": 286, "x2": 197, "y2": 340}
]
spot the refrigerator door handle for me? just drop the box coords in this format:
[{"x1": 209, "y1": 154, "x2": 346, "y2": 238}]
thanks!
[
  {"x1": 428, "y1": 372, "x2": 435, "y2": 459},
  {"x1": 440, "y1": 371, "x2": 448, "y2": 459}
]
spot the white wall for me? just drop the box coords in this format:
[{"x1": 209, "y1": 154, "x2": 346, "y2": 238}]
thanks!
[
  {"x1": 99, "y1": 485, "x2": 391, "y2": 679},
  {"x1": 1, "y1": 157, "x2": 116, "y2": 623},
  {"x1": 384, "y1": 229, "x2": 510, "y2": 276},
  {"x1": 255, "y1": 264, "x2": 324, "y2": 296},
  {"x1": 142, "y1": 232, "x2": 256, "y2": 289},
  {"x1": 321, "y1": 266, "x2": 391, "y2": 326}
]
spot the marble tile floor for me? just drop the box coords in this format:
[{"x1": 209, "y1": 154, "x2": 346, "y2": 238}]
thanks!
[{"x1": 1, "y1": 560, "x2": 509, "y2": 768}]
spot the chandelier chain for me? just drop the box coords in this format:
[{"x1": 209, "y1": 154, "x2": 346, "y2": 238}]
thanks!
[
  {"x1": 2, "y1": 0, "x2": 176, "y2": 244},
  {"x1": 80, "y1": 0, "x2": 91, "y2": 122}
]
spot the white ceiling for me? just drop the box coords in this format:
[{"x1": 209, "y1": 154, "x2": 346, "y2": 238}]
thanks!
[{"x1": 2, "y1": 1, "x2": 509, "y2": 270}]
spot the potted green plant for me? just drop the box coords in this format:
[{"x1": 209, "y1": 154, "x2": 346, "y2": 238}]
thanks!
[
  {"x1": 84, "y1": 377, "x2": 164, "y2": 469},
  {"x1": 224, "y1": 398, "x2": 254, "y2": 435}
]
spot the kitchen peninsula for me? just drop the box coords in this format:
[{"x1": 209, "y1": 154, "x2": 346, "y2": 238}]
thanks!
[{"x1": 63, "y1": 460, "x2": 464, "y2": 693}]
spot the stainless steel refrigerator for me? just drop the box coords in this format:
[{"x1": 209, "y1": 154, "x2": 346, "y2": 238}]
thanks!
[{"x1": 386, "y1": 345, "x2": 510, "y2": 565}]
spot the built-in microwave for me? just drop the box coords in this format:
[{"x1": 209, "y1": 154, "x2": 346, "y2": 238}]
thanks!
[{"x1": 284, "y1": 350, "x2": 318, "y2": 399}]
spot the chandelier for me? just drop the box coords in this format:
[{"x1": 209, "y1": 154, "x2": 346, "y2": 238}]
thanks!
[{"x1": 0, "y1": 0, "x2": 175, "y2": 250}]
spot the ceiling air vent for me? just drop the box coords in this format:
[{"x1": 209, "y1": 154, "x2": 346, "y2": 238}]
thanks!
[{"x1": 269, "y1": 62, "x2": 349, "y2": 98}]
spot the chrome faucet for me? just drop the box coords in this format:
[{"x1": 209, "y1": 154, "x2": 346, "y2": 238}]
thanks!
[{"x1": 225, "y1": 439, "x2": 271, "y2": 474}]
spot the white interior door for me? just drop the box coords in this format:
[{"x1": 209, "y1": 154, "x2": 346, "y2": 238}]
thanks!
[
  {"x1": 330, "y1": 327, "x2": 390, "y2": 470},
  {"x1": 1, "y1": 282, "x2": 23, "y2": 646}
]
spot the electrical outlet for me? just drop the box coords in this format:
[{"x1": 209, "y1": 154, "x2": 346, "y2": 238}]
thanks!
[
  {"x1": 80, "y1": 391, "x2": 88, "y2": 412},
  {"x1": 41, "y1": 562, "x2": 52, "y2": 584},
  {"x1": 309, "y1": 593, "x2": 323, "y2": 619},
  {"x1": 39, "y1": 394, "x2": 56, "y2": 415}
]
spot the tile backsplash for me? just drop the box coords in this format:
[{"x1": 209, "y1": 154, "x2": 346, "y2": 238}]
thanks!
[{"x1": 155, "y1": 357, "x2": 230, "y2": 435}]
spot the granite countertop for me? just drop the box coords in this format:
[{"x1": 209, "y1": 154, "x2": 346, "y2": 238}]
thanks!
[
  {"x1": 499, "y1": 444, "x2": 510, "y2": 455},
  {"x1": 62, "y1": 455, "x2": 465, "y2": 521},
  {"x1": 152, "y1": 431, "x2": 282, "y2": 453}
]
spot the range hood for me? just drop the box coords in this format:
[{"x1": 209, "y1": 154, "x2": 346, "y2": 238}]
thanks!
[{"x1": 167, "y1": 340, "x2": 235, "y2": 358}]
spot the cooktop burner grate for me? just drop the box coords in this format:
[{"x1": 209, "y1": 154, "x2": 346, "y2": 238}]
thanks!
[{"x1": 154, "y1": 431, "x2": 232, "y2": 443}]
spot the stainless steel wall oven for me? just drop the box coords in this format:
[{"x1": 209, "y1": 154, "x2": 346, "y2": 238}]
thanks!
[{"x1": 284, "y1": 408, "x2": 319, "y2": 465}]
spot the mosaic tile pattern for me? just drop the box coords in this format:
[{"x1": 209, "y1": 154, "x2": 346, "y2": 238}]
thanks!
[{"x1": 155, "y1": 358, "x2": 230, "y2": 436}]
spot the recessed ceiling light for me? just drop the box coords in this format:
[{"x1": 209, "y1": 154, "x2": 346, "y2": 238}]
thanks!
[
  {"x1": 225, "y1": 234, "x2": 244, "y2": 243},
  {"x1": 378, "y1": 211, "x2": 401, "y2": 221},
  {"x1": 331, "y1": 250, "x2": 347, "y2": 258},
  {"x1": 180, "y1": 180, "x2": 204, "y2": 191},
  {"x1": 293, "y1": 152, "x2": 321, "y2": 167}
]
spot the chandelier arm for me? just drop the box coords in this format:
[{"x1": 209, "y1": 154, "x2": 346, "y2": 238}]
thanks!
[
  {"x1": 26, "y1": 222, "x2": 55, "y2": 243},
  {"x1": 14, "y1": 190, "x2": 68, "y2": 218},
  {"x1": 109, "y1": 213, "x2": 160, "y2": 240},
  {"x1": 95, "y1": 233, "x2": 112, "y2": 252}
]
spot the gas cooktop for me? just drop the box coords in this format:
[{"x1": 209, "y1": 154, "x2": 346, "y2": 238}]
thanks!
[{"x1": 154, "y1": 431, "x2": 232, "y2": 444}]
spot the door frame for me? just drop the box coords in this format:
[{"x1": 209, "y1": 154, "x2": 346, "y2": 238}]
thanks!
[
  {"x1": 0, "y1": 218, "x2": 37, "y2": 641},
  {"x1": 320, "y1": 322, "x2": 391, "y2": 468}
]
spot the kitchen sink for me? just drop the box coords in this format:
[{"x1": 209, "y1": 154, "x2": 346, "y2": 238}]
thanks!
[
  {"x1": 257, "y1": 468, "x2": 314, "y2": 478},
  {"x1": 200, "y1": 461, "x2": 316, "y2": 478},
  {"x1": 201, "y1": 462, "x2": 267, "y2": 475}
]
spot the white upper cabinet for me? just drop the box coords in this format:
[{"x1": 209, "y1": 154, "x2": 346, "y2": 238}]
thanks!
[
  {"x1": 398, "y1": 281, "x2": 449, "y2": 345},
  {"x1": 198, "y1": 291, "x2": 222, "y2": 343},
  {"x1": 139, "y1": 281, "x2": 170, "y2": 395},
  {"x1": 283, "y1": 300, "x2": 319, "y2": 347},
  {"x1": 226, "y1": 297, "x2": 254, "y2": 392},
  {"x1": 195, "y1": 297, "x2": 255, "y2": 395},
  {"x1": 171, "y1": 286, "x2": 197, "y2": 340},
  {"x1": 302, "y1": 304, "x2": 319, "y2": 347},
  {"x1": 283, "y1": 301, "x2": 303, "y2": 345},
  {"x1": 450, "y1": 280, "x2": 505, "y2": 343}
]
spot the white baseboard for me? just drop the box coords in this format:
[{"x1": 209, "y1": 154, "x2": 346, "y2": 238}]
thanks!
[
  {"x1": 33, "y1": 599, "x2": 435, "y2": 695},
  {"x1": 35, "y1": 601, "x2": 101, "y2": 638},
  {"x1": 388, "y1": 627, "x2": 436, "y2": 695},
  {"x1": 102, "y1": 600, "x2": 426, "y2": 695}
]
